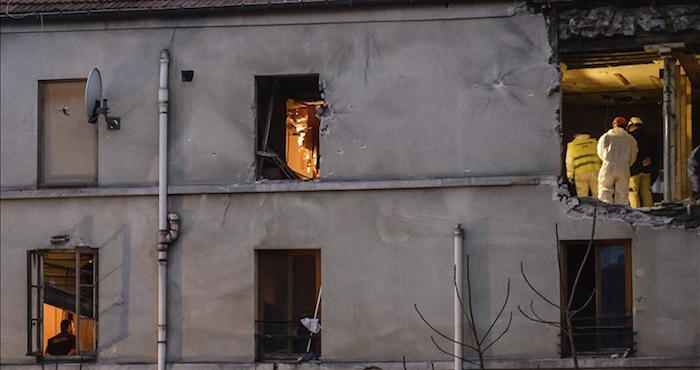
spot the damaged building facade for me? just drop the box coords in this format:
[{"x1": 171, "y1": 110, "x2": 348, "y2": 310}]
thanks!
[{"x1": 1, "y1": 1, "x2": 699, "y2": 369}]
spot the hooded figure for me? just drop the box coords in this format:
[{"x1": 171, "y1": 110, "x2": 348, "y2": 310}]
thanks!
[
  {"x1": 597, "y1": 117, "x2": 638, "y2": 205},
  {"x1": 626, "y1": 116, "x2": 660, "y2": 207},
  {"x1": 566, "y1": 133, "x2": 601, "y2": 197}
]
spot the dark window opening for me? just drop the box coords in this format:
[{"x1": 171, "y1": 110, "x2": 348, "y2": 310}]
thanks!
[
  {"x1": 256, "y1": 250, "x2": 321, "y2": 361},
  {"x1": 27, "y1": 248, "x2": 98, "y2": 359},
  {"x1": 255, "y1": 75, "x2": 323, "y2": 181},
  {"x1": 560, "y1": 51, "x2": 698, "y2": 205},
  {"x1": 560, "y1": 240, "x2": 633, "y2": 357}
]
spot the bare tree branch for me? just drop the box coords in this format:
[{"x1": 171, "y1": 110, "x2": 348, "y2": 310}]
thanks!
[
  {"x1": 464, "y1": 255, "x2": 487, "y2": 370},
  {"x1": 521, "y1": 261, "x2": 560, "y2": 309},
  {"x1": 465, "y1": 256, "x2": 481, "y2": 344},
  {"x1": 481, "y1": 311, "x2": 513, "y2": 353},
  {"x1": 479, "y1": 278, "x2": 511, "y2": 345},
  {"x1": 566, "y1": 203, "x2": 597, "y2": 313},
  {"x1": 569, "y1": 288, "x2": 595, "y2": 318},
  {"x1": 453, "y1": 264, "x2": 474, "y2": 333},
  {"x1": 414, "y1": 304, "x2": 479, "y2": 352},
  {"x1": 429, "y1": 336, "x2": 480, "y2": 366},
  {"x1": 528, "y1": 299, "x2": 554, "y2": 325},
  {"x1": 517, "y1": 304, "x2": 561, "y2": 328},
  {"x1": 518, "y1": 205, "x2": 598, "y2": 369},
  {"x1": 417, "y1": 235, "x2": 513, "y2": 369}
]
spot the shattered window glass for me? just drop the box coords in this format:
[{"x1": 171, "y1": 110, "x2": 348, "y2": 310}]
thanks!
[{"x1": 256, "y1": 75, "x2": 323, "y2": 181}]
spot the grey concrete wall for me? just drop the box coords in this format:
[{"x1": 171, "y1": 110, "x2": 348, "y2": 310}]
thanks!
[
  {"x1": 2, "y1": 3, "x2": 698, "y2": 368},
  {"x1": 0, "y1": 196, "x2": 159, "y2": 364},
  {"x1": 1, "y1": 3, "x2": 559, "y2": 189},
  {"x1": 2, "y1": 186, "x2": 699, "y2": 365}
]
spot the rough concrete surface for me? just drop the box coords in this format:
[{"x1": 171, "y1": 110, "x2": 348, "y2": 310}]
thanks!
[
  {"x1": 1, "y1": 2, "x2": 699, "y2": 369},
  {"x1": 2, "y1": 186, "x2": 699, "y2": 365},
  {"x1": 1, "y1": 2, "x2": 559, "y2": 189},
  {"x1": 558, "y1": 4, "x2": 700, "y2": 40}
]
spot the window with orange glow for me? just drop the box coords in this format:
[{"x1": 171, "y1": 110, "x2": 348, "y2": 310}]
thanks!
[
  {"x1": 27, "y1": 248, "x2": 98, "y2": 358},
  {"x1": 256, "y1": 75, "x2": 323, "y2": 181}
]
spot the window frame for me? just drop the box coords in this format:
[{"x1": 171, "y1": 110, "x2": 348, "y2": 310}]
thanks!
[
  {"x1": 255, "y1": 249, "x2": 321, "y2": 361},
  {"x1": 37, "y1": 79, "x2": 99, "y2": 189},
  {"x1": 560, "y1": 239, "x2": 633, "y2": 356},
  {"x1": 27, "y1": 247, "x2": 99, "y2": 361},
  {"x1": 254, "y1": 74, "x2": 322, "y2": 181}
]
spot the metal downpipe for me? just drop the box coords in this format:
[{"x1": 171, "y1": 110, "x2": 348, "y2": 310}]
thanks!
[
  {"x1": 453, "y1": 224, "x2": 464, "y2": 370},
  {"x1": 158, "y1": 49, "x2": 170, "y2": 370}
]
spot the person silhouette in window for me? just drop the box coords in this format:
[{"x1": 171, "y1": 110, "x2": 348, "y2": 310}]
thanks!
[{"x1": 46, "y1": 319, "x2": 76, "y2": 356}]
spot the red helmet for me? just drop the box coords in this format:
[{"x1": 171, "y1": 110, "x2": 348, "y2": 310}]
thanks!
[{"x1": 612, "y1": 116, "x2": 627, "y2": 127}]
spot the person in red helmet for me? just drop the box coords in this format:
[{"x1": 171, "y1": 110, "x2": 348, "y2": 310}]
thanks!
[{"x1": 597, "y1": 117, "x2": 638, "y2": 205}]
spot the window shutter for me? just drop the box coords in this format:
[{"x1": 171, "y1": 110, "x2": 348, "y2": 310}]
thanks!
[
  {"x1": 76, "y1": 247, "x2": 98, "y2": 354},
  {"x1": 26, "y1": 250, "x2": 44, "y2": 356}
]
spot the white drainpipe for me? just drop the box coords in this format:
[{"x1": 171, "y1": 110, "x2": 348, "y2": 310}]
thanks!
[
  {"x1": 158, "y1": 49, "x2": 179, "y2": 370},
  {"x1": 453, "y1": 224, "x2": 464, "y2": 370}
]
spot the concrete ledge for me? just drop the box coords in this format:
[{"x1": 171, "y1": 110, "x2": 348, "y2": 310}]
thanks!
[
  {"x1": 2, "y1": 357, "x2": 699, "y2": 369},
  {"x1": 0, "y1": 175, "x2": 558, "y2": 200}
]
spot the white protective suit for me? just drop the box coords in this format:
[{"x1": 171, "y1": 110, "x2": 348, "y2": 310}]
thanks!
[{"x1": 597, "y1": 127, "x2": 638, "y2": 205}]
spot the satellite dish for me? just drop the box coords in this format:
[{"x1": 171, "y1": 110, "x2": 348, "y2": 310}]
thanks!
[
  {"x1": 85, "y1": 68, "x2": 102, "y2": 123},
  {"x1": 84, "y1": 68, "x2": 120, "y2": 130}
]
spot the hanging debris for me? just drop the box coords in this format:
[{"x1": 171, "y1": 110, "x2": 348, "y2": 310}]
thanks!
[{"x1": 558, "y1": 5, "x2": 700, "y2": 40}]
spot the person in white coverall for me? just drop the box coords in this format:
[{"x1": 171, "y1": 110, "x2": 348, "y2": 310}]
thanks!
[{"x1": 597, "y1": 116, "x2": 638, "y2": 205}]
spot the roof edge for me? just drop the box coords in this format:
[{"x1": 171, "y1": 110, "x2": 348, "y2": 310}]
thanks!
[{"x1": 1, "y1": 0, "x2": 465, "y2": 20}]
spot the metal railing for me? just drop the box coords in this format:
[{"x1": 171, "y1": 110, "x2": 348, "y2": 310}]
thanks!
[
  {"x1": 561, "y1": 316, "x2": 635, "y2": 356},
  {"x1": 255, "y1": 320, "x2": 320, "y2": 360}
]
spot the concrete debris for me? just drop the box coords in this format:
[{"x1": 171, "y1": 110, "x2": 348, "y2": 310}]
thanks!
[
  {"x1": 558, "y1": 5, "x2": 700, "y2": 40},
  {"x1": 555, "y1": 181, "x2": 700, "y2": 231},
  {"x1": 547, "y1": 78, "x2": 560, "y2": 96}
]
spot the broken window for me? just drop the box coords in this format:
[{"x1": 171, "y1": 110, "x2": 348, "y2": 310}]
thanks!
[
  {"x1": 560, "y1": 50, "x2": 698, "y2": 204},
  {"x1": 39, "y1": 80, "x2": 98, "y2": 187},
  {"x1": 256, "y1": 75, "x2": 322, "y2": 180},
  {"x1": 560, "y1": 240, "x2": 632, "y2": 356},
  {"x1": 256, "y1": 250, "x2": 321, "y2": 360},
  {"x1": 27, "y1": 248, "x2": 98, "y2": 359}
]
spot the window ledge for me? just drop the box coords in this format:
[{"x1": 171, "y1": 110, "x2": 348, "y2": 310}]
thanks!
[
  {"x1": 2, "y1": 357, "x2": 698, "y2": 369},
  {"x1": 254, "y1": 357, "x2": 700, "y2": 369},
  {"x1": 1, "y1": 175, "x2": 557, "y2": 200},
  {"x1": 477, "y1": 356, "x2": 700, "y2": 369},
  {"x1": 36, "y1": 355, "x2": 97, "y2": 363},
  {"x1": 557, "y1": 184, "x2": 700, "y2": 231}
]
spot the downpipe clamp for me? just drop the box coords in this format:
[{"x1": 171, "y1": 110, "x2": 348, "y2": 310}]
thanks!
[{"x1": 158, "y1": 213, "x2": 181, "y2": 248}]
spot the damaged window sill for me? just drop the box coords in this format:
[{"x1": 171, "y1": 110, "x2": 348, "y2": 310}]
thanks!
[
  {"x1": 559, "y1": 190, "x2": 700, "y2": 230},
  {"x1": 0, "y1": 175, "x2": 557, "y2": 200}
]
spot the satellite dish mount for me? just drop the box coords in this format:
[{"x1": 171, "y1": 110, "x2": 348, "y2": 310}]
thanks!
[{"x1": 85, "y1": 68, "x2": 120, "y2": 130}]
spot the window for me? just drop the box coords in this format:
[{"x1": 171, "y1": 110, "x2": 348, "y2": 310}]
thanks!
[
  {"x1": 560, "y1": 51, "x2": 697, "y2": 204},
  {"x1": 256, "y1": 250, "x2": 321, "y2": 360},
  {"x1": 39, "y1": 80, "x2": 97, "y2": 187},
  {"x1": 256, "y1": 75, "x2": 323, "y2": 181},
  {"x1": 27, "y1": 248, "x2": 98, "y2": 359},
  {"x1": 560, "y1": 240, "x2": 633, "y2": 356}
]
